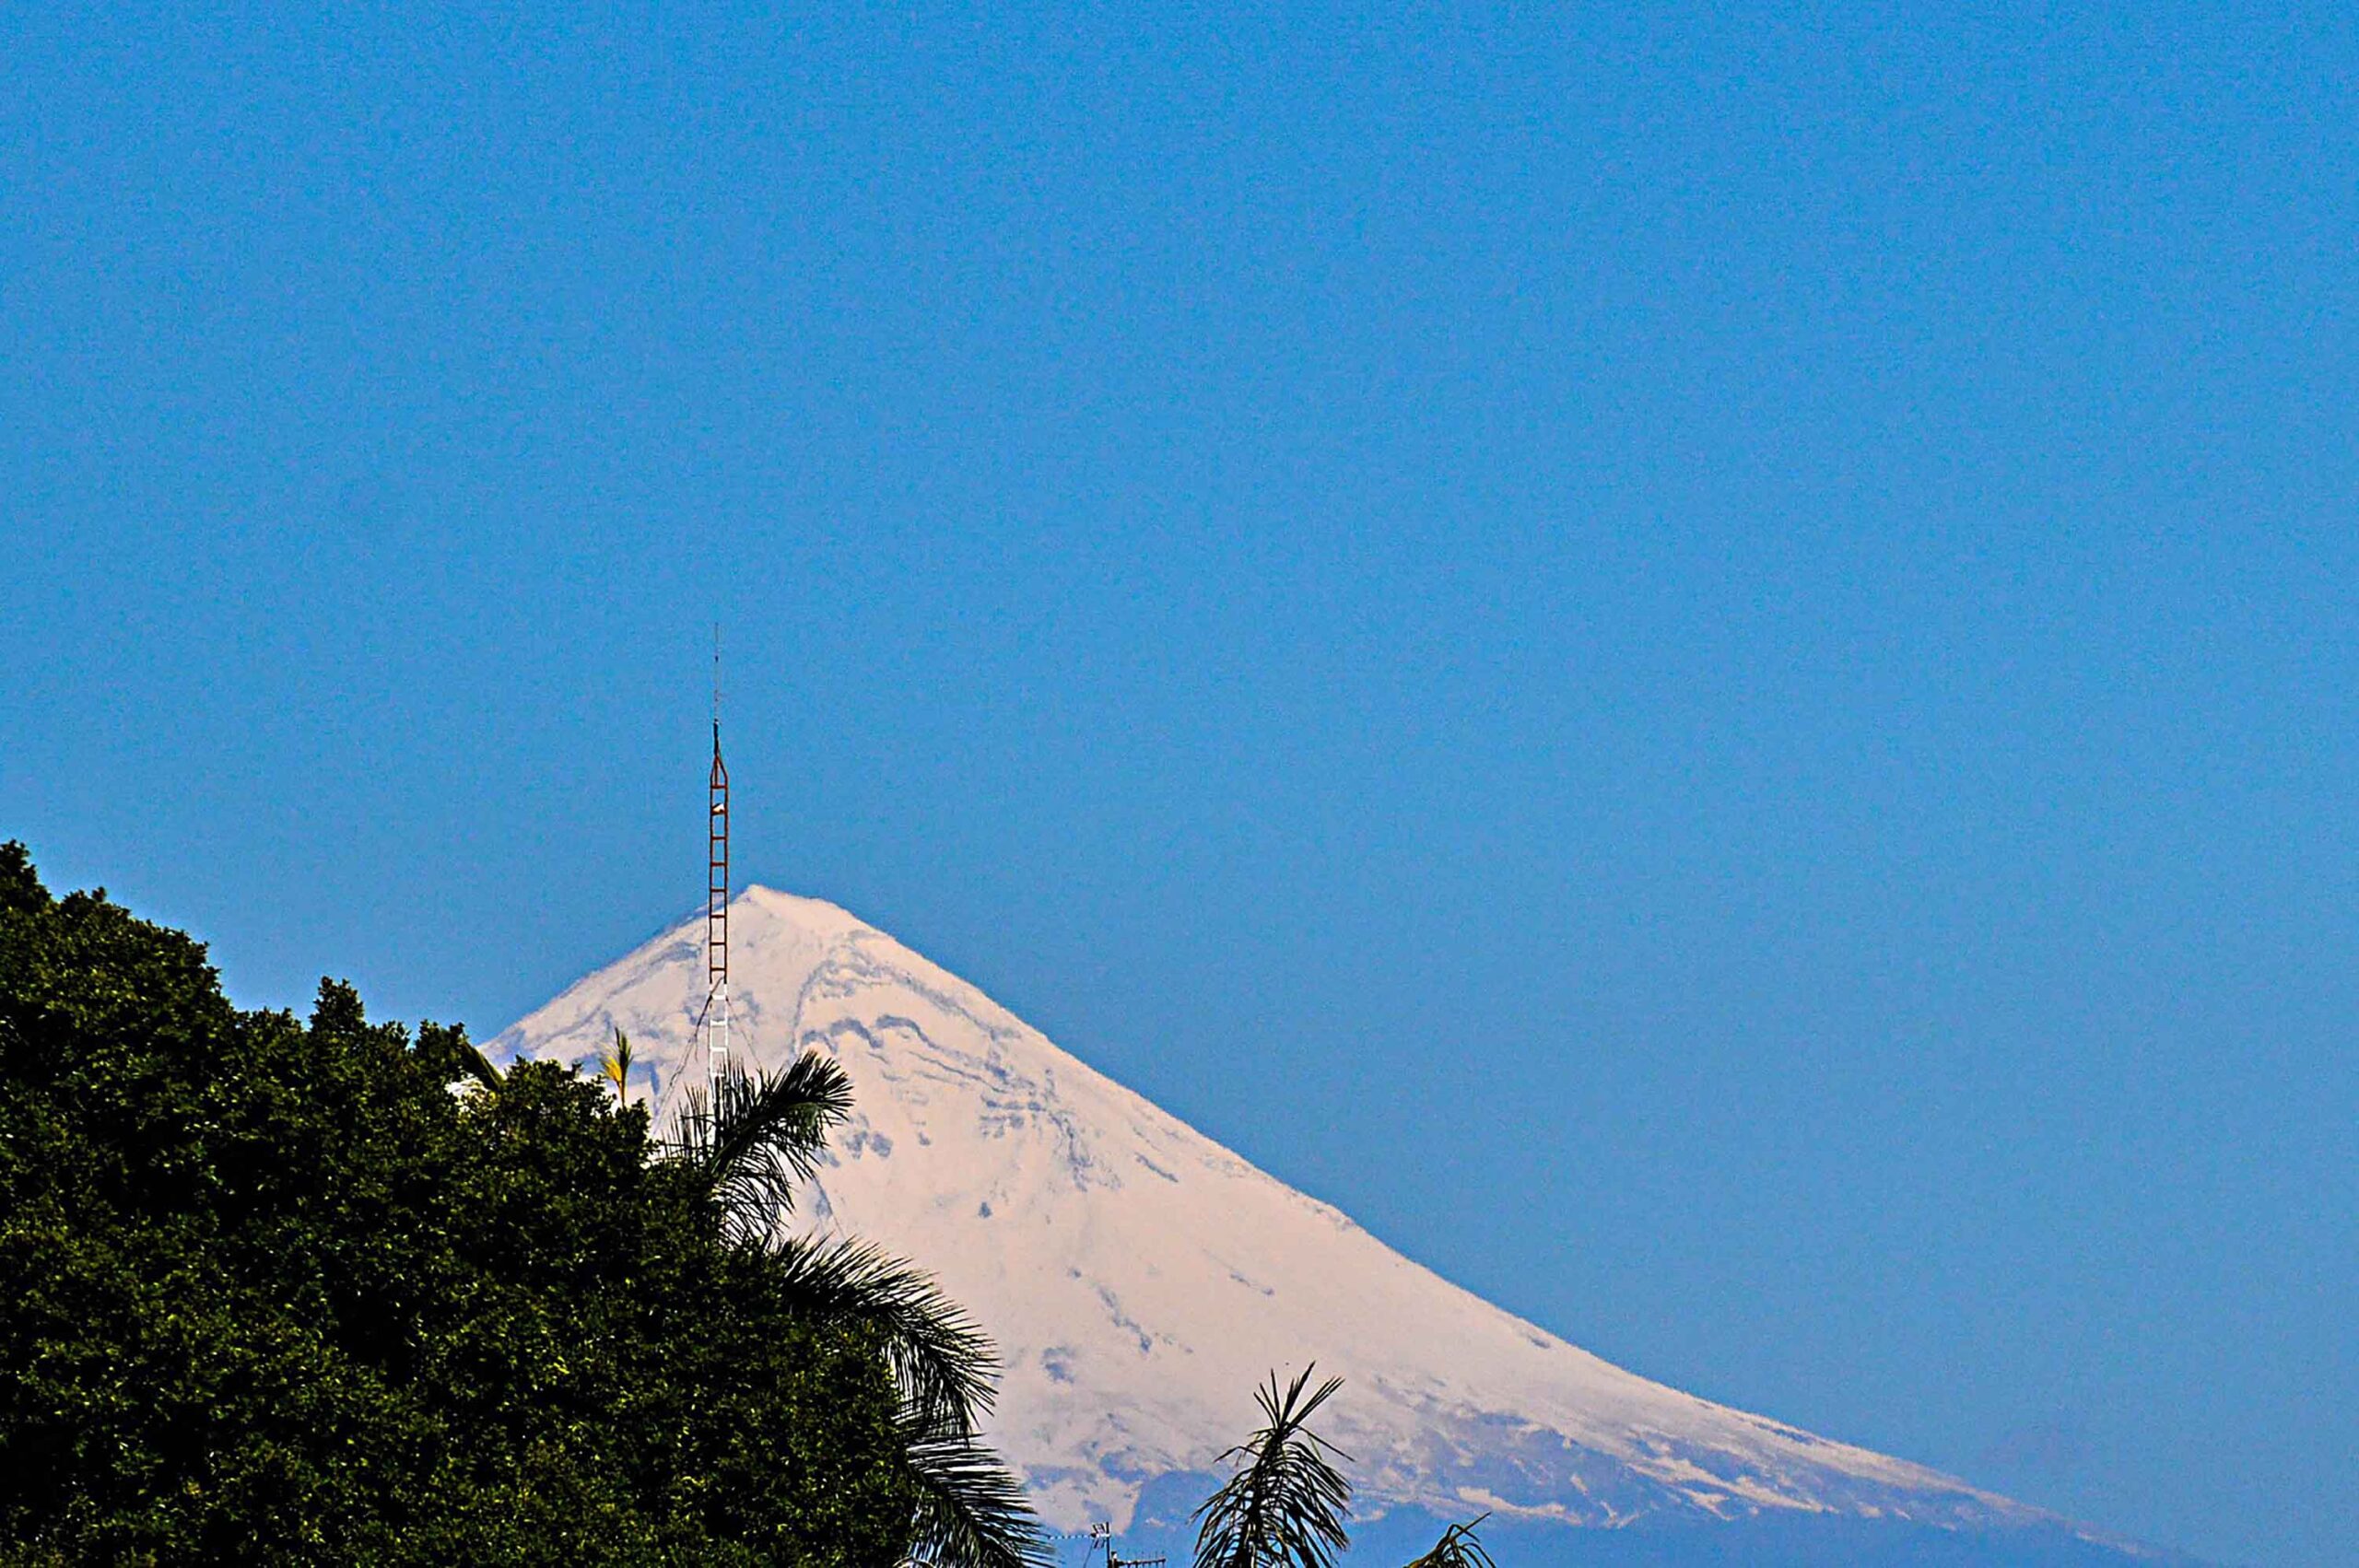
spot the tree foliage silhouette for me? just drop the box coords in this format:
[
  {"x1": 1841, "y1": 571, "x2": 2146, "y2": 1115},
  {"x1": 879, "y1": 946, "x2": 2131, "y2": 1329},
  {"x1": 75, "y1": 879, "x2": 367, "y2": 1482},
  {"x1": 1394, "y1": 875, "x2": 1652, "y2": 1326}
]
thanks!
[
  {"x1": 1400, "y1": 1515, "x2": 1496, "y2": 1568},
  {"x1": 1192, "y1": 1366, "x2": 1354, "y2": 1568},
  {"x1": 0, "y1": 844, "x2": 1035, "y2": 1566},
  {"x1": 1190, "y1": 1370, "x2": 1501, "y2": 1568}
]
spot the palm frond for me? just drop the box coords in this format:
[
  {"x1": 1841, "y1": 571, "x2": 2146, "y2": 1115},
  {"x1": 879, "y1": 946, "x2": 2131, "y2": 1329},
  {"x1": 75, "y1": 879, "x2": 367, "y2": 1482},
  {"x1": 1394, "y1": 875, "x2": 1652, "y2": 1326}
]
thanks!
[
  {"x1": 456, "y1": 1034, "x2": 505, "y2": 1093},
  {"x1": 663, "y1": 1049, "x2": 855, "y2": 1246},
  {"x1": 595, "y1": 1024, "x2": 635, "y2": 1102},
  {"x1": 899, "y1": 1427, "x2": 1050, "y2": 1568},
  {"x1": 1193, "y1": 1365, "x2": 1353, "y2": 1568},
  {"x1": 773, "y1": 1234, "x2": 1002, "y2": 1438},
  {"x1": 1400, "y1": 1515, "x2": 1495, "y2": 1568},
  {"x1": 656, "y1": 1046, "x2": 1044, "y2": 1566},
  {"x1": 770, "y1": 1232, "x2": 1047, "y2": 1566}
]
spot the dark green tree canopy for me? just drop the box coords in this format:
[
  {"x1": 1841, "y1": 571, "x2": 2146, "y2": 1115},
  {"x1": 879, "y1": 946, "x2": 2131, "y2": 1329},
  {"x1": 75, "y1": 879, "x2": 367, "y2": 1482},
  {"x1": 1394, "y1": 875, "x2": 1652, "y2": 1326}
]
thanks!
[{"x1": 0, "y1": 844, "x2": 934, "y2": 1564}]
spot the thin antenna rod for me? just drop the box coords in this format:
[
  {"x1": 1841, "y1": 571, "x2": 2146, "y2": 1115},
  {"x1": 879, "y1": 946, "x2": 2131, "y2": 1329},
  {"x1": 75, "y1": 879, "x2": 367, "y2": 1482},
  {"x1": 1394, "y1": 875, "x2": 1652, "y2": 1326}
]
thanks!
[{"x1": 706, "y1": 626, "x2": 731, "y2": 1088}]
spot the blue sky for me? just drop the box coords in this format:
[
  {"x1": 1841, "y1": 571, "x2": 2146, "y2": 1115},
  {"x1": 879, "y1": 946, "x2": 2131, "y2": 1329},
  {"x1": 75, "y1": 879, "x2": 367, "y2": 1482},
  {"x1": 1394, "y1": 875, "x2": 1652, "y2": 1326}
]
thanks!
[{"x1": 4, "y1": 6, "x2": 2353, "y2": 1562}]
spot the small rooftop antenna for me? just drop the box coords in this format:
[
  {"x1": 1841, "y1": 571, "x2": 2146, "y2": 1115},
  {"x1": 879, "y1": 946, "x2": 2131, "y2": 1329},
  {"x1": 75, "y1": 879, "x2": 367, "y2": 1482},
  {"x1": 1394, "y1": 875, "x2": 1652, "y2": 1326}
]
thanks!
[
  {"x1": 704, "y1": 624, "x2": 731, "y2": 1089},
  {"x1": 1088, "y1": 1523, "x2": 1163, "y2": 1568}
]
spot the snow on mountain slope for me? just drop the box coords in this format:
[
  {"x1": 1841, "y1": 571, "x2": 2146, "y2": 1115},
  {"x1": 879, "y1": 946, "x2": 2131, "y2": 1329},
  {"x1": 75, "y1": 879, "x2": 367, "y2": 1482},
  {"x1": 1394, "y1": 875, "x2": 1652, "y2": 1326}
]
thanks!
[{"x1": 490, "y1": 889, "x2": 2048, "y2": 1538}]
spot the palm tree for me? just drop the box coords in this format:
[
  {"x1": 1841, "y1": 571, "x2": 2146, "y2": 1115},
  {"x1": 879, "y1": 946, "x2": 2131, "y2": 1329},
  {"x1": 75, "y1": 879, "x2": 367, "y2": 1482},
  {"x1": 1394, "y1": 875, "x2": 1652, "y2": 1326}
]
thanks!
[
  {"x1": 1401, "y1": 1515, "x2": 1496, "y2": 1568},
  {"x1": 1192, "y1": 1366, "x2": 1354, "y2": 1568},
  {"x1": 664, "y1": 1051, "x2": 1046, "y2": 1568}
]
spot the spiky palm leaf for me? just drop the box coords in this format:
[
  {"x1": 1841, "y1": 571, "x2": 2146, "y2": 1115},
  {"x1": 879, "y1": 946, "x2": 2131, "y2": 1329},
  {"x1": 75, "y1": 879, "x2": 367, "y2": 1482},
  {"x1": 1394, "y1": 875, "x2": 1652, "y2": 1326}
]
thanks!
[
  {"x1": 664, "y1": 1049, "x2": 855, "y2": 1246},
  {"x1": 772, "y1": 1234, "x2": 1003, "y2": 1440},
  {"x1": 452, "y1": 1034, "x2": 505, "y2": 1093},
  {"x1": 595, "y1": 1024, "x2": 635, "y2": 1102},
  {"x1": 771, "y1": 1240, "x2": 1045, "y2": 1567},
  {"x1": 1193, "y1": 1366, "x2": 1353, "y2": 1568},
  {"x1": 900, "y1": 1427, "x2": 1047, "y2": 1568},
  {"x1": 1400, "y1": 1515, "x2": 1495, "y2": 1568}
]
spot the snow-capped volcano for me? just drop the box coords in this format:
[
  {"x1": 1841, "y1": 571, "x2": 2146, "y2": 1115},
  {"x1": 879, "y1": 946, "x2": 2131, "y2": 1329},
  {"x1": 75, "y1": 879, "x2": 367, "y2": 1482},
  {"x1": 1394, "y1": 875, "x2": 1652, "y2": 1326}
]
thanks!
[{"x1": 489, "y1": 890, "x2": 2074, "y2": 1547}]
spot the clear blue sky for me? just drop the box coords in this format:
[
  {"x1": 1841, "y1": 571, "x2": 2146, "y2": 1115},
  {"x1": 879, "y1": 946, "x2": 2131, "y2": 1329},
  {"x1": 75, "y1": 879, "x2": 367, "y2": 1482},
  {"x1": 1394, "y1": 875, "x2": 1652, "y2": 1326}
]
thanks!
[{"x1": 4, "y1": 6, "x2": 2352, "y2": 1563}]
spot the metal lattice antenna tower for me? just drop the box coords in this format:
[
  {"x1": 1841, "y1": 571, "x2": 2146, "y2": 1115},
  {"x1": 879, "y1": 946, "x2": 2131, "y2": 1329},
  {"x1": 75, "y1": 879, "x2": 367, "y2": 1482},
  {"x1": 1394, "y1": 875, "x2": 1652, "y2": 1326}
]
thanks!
[{"x1": 706, "y1": 626, "x2": 731, "y2": 1087}]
